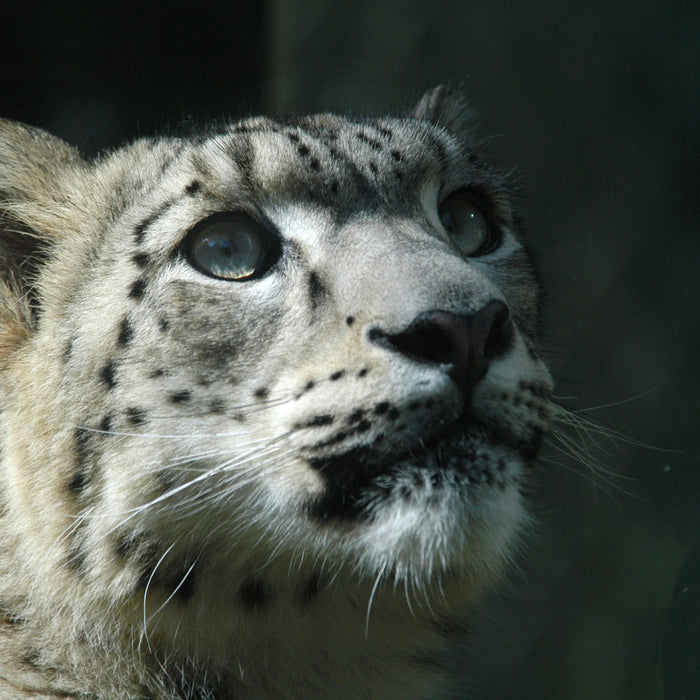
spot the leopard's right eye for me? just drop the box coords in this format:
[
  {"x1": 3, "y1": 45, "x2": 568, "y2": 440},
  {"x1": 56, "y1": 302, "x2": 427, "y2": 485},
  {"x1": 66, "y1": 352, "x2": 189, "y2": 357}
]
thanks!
[{"x1": 185, "y1": 214, "x2": 281, "y2": 281}]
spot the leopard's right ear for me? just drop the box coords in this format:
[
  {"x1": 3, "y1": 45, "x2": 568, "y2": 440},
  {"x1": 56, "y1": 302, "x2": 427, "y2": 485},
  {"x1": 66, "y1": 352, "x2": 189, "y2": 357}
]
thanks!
[
  {"x1": 0, "y1": 120, "x2": 88, "y2": 355},
  {"x1": 0, "y1": 120, "x2": 87, "y2": 242}
]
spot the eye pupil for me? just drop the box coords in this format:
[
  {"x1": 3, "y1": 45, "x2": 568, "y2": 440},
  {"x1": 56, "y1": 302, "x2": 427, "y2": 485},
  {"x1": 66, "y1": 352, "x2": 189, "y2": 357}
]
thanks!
[{"x1": 440, "y1": 210, "x2": 456, "y2": 233}]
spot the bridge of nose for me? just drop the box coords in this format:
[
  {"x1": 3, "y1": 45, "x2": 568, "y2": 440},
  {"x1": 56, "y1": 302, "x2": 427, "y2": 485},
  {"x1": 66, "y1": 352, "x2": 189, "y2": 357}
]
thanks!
[{"x1": 326, "y1": 216, "x2": 500, "y2": 328}]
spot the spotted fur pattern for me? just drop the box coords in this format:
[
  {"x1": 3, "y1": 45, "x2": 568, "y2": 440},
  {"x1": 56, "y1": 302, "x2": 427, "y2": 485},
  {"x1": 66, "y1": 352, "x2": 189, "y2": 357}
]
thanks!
[{"x1": 0, "y1": 87, "x2": 553, "y2": 698}]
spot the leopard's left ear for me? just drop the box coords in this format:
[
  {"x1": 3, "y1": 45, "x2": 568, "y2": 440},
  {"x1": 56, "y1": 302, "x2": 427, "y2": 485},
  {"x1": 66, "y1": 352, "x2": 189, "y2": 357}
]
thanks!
[{"x1": 412, "y1": 85, "x2": 472, "y2": 134}]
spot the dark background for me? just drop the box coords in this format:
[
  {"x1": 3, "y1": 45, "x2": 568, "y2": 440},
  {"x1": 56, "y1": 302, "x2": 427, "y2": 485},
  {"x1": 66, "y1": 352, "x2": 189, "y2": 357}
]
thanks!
[{"x1": 2, "y1": 2, "x2": 697, "y2": 697}]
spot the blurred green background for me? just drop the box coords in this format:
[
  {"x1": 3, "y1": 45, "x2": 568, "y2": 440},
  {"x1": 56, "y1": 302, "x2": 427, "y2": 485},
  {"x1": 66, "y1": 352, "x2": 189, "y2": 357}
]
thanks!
[{"x1": 2, "y1": 1, "x2": 697, "y2": 697}]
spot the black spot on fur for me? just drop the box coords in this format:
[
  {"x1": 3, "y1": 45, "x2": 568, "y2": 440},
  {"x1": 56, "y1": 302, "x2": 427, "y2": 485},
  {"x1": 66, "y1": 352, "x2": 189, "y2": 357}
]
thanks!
[
  {"x1": 354, "y1": 419, "x2": 371, "y2": 433},
  {"x1": 209, "y1": 398, "x2": 226, "y2": 414},
  {"x1": 21, "y1": 650, "x2": 42, "y2": 669},
  {"x1": 296, "y1": 415, "x2": 334, "y2": 429},
  {"x1": 374, "y1": 401, "x2": 391, "y2": 415},
  {"x1": 345, "y1": 316, "x2": 355, "y2": 326},
  {"x1": 0, "y1": 602, "x2": 26, "y2": 627},
  {"x1": 387, "y1": 406, "x2": 401, "y2": 420},
  {"x1": 62, "y1": 339, "x2": 73, "y2": 362},
  {"x1": 133, "y1": 202, "x2": 174, "y2": 245},
  {"x1": 68, "y1": 469, "x2": 89, "y2": 495},
  {"x1": 169, "y1": 390, "x2": 192, "y2": 404},
  {"x1": 132, "y1": 252, "x2": 149, "y2": 268},
  {"x1": 114, "y1": 533, "x2": 139, "y2": 561},
  {"x1": 347, "y1": 409, "x2": 366, "y2": 424},
  {"x1": 100, "y1": 360, "x2": 117, "y2": 388},
  {"x1": 329, "y1": 370, "x2": 345, "y2": 381},
  {"x1": 159, "y1": 317, "x2": 169, "y2": 333},
  {"x1": 73, "y1": 426, "x2": 90, "y2": 461},
  {"x1": 303, "y1": 380, "x2": 315, "y2": 393},
  {"x1": 390, "y1": 149, "x2": 402, "y2": 161},
  {"x1": 374, "y1": 124, "x2": 394, "y2": 140},
  {"x1": 356, "y1": 131, "x2": 382, "y2": 150},
  {"x1": 173, "y1": 565, "x2": 198, "y2": 604},
  {"x1": 224, "y1": 135, "x2": 258, "y2": 192},
  {"x1": 357, "y1": 368, "x2": 369, "y2": 378},
  {"x1": 150, "y1": 368, "x2": 165, "y2": 379},
  {"x1": 66, "y1": 543, "x2": 87, "y2": 574},
  {"x1": 238, "y1": 578, "x2": 270, "y2": 610},
  {"x1": 134, "y1": 214, "x2": 157, "y2": 245},
  {"x1": 297, "y1": 143, "x2": 310, "y2": 157},
  {"x1": 185, "y1": 180, "x2": 202, "y2": 195},
  {"x1": 129, "y1": 278, "x2": 147, "y2": 299},
  {"x1": 254, "y1": 387, "x2": 269, "y2": 400},
  {"x1": 308, "y1": 270, "x2": 329, "y2": 312},
  {"x1": 126, "y1": 407, "x2": 147, "y2": 426},
  {"x1": 117, "y1": 317, "x2": 133, "y2": 346},
  {"x1": 99, "y1": 414, "x2": 113, "y2": 432}
]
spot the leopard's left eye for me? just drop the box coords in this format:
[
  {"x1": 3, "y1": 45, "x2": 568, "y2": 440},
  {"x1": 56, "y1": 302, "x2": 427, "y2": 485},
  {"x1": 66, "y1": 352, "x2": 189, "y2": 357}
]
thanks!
[{"x1": 438, "y1": 191, "x2": 499, "y2": 256}]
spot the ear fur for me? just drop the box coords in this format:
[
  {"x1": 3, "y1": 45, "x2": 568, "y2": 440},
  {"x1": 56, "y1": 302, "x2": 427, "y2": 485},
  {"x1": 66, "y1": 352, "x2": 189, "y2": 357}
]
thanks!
[
  {"x1": 412, "y1": 85, "x2": 472, "y2": 134},
  {"x1": 0, "y1": 121, "x2": 87, "y2": 356}
]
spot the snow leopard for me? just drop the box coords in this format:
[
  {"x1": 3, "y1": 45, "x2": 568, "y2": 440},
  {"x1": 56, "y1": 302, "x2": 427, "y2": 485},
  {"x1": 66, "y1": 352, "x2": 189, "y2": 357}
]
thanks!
[{"x1": 0, "y1": 86, "x2": 553, "y2": 698}]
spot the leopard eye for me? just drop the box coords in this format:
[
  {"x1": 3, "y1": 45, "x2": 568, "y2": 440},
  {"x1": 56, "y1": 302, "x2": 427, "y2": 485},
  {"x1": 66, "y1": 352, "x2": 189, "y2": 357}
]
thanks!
[
  {"x1": 185, "y1": 215, "x2": 280, "y2": 281},
  {"x1": 438, "y1": 191, "x2": 499, "y2": 256}
]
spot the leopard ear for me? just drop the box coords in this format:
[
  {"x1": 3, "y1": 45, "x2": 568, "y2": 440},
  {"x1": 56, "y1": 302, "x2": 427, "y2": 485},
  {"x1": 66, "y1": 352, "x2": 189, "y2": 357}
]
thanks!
[
  {"x1": 0, "y1": 121, "x2": 88, "y2": 353},
  {"x1": 412, "y1": 85, "x2": 472, "y2": 133},
  {"x1": 0, "y1": 120, "x2": 86, "y2": 241}
]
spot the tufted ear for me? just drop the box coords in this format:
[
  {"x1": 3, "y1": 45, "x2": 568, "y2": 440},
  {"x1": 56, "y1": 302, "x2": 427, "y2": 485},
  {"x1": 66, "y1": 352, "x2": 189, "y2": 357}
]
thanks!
[
  {"x1": 412, "y1": 85, "x2": 472, "y2": 134},
  {"x1": 0, "y1": 121, "x2": 88, "y2": 354}
]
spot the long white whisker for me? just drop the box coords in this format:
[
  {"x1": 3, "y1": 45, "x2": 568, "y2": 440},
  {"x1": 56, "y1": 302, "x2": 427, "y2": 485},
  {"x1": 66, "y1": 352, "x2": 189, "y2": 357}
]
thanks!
[
  {"x1": 146, "y1": 558, "x2": 199, "y2": 626},
  {"x1": 365, "y1": 564, "x2": 386, "y2": 638},
  {"x1": 141, "y1": 541, "x2": 177, "y2": 653}
]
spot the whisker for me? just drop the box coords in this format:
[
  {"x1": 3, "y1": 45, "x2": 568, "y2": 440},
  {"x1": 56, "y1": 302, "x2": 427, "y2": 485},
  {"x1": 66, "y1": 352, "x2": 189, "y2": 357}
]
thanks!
[
  {"x1": 365, "y1": 563, "x2": 386, "y2": 638},
  {"x1": 141, "y1": 541, "x2": 177, "y2": 651}
]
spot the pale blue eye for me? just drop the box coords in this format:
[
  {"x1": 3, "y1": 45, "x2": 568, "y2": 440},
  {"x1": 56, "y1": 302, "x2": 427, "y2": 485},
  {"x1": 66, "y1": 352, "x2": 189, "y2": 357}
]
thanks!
[
  {"x1": 438, "y1": 191, "x2": 498, "y2": 256},
  {"x1": 187, "y1": 216, "x2": 278, "y2": 281}
]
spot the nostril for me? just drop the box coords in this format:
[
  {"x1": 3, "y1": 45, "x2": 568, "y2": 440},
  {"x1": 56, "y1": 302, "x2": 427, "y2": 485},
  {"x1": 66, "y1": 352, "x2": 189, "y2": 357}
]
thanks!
[
  {"x1": 368, "y1": 300, "x2": 514, "y2": 396},
  {"x1": 378, "y1": 317, "x2": 459, "y2": 366},
  {"x1": 479, "y1": 300, "x2": 514, "y2": 361}
]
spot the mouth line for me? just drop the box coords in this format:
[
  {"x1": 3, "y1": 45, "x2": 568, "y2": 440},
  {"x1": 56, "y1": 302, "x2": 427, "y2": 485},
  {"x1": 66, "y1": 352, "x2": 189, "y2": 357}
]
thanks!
[{"x1": 306, "y1": 416, "x2": 543, "y2": 522}]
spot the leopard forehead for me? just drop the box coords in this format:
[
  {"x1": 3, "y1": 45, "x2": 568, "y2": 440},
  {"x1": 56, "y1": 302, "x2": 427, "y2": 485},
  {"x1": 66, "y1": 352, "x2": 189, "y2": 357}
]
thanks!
[{"x1": 94, "y1": 113, "x2": 507, "y2": 235}]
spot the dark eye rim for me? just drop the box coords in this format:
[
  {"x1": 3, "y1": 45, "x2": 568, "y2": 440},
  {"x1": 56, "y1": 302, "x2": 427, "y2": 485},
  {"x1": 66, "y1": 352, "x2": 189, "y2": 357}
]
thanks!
[
  {"x1": 438, "y1": 187, "x2": 503, "y2": 257},
  {"x1": 181, "y1": 211, "x2": 283, "y2": 281}
]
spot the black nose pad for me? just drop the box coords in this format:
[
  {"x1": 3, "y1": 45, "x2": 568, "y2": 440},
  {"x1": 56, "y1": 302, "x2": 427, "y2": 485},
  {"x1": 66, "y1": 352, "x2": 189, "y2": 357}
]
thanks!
[{"x1": 369, "y1": 300, "x2": 514, "y2": 396}]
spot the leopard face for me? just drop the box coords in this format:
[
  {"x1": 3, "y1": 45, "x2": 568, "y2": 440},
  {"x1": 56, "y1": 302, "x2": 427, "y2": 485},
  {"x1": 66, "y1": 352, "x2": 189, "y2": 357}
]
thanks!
[{"x1": 0, "y1": 87, "x2": 553, "y2": 698}]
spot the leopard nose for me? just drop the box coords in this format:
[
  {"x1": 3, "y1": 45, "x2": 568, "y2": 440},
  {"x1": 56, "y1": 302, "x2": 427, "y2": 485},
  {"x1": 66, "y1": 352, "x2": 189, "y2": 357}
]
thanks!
[{"x1": 369, "y1": 300, "x2": 514, "y2": 396}]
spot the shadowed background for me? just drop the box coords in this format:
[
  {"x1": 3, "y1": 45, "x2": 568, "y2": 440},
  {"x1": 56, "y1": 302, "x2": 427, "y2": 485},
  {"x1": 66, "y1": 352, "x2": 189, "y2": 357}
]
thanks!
[{"x1": 1, "y1": 1, "x2": 697, "y2": 697}]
